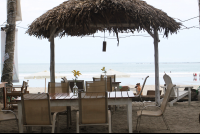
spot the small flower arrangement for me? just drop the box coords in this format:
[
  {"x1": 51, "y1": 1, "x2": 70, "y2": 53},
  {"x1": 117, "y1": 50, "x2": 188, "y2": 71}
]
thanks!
[
  {"x1": 72, "y1": 70, "x2": 82, "y2": 83},
  {"x1": 101, "y1": 67, "x2": 107, "y2": 74}
]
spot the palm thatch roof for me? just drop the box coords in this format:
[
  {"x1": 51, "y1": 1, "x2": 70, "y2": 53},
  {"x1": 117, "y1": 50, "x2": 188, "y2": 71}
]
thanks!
[{"x1": 26, "y1": 0, "x2": 181, "y2": 39}]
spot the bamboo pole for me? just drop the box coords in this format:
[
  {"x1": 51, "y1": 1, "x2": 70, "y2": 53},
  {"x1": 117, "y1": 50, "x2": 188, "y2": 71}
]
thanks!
[{"x1": 154, "y1": 29, "x2": 160, "y2": 106}]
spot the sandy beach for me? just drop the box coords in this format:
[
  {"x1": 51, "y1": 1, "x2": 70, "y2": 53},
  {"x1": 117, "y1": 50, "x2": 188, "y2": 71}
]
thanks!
[{"x1": 0, "y1": 101, "x2": 200, "y2": 133}]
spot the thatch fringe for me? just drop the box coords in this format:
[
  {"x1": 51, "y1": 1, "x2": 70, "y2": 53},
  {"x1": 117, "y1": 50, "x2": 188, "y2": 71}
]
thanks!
[{"x1": 26, "y1": 0, "x2": 181, "y2": 40}]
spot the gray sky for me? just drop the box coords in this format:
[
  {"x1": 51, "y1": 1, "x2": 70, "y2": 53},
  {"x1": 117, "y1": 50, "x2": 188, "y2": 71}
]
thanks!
[{"x1": 0, "y1": 0, "x2": 200, "y2": 63}]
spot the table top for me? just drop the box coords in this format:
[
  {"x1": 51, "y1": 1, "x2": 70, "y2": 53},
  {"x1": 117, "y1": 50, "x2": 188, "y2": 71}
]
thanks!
[{"x1": 15, "y1": 91, "x2": 135, "y2": 101}]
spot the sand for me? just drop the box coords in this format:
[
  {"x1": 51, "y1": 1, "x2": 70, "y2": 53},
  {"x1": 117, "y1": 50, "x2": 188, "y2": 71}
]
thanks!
[{"x1": 0, "y1": 101, "x2": 200, "y2": 133}]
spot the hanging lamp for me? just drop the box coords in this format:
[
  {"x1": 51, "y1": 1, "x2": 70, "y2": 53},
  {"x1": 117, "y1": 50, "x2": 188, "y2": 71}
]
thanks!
[{"x1": 102, "y1": 31, "x2": 106, "y2": 52}]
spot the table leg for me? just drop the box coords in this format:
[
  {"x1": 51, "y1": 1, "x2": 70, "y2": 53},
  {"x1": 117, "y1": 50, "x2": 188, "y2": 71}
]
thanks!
[
  {"x1": 126, "y1": 100, "x2": 132, "y2": 133},
  {"x1": 18, "y1": 102, "x2": 23, "y2": 133},
  {"x1": 188, "y1": 87, "x2": 191, "y2": 106}
]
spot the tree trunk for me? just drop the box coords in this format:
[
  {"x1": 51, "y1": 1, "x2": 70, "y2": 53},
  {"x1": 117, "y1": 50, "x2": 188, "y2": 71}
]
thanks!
[
  {"x1": 154, "y1": 29, "x2": 160, "y2": 106},
  {"x1": 1, "y1": 0, "x2": 16, "y2": 87}
]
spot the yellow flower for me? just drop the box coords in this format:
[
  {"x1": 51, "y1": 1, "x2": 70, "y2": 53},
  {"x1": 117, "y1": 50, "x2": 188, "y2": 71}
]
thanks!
[
  {"x1": 72, "y1": 70, "x2": 82, "y2": 77},
  {"x1": 101, "y1": 67, "x2": 105, "y2": 71}
]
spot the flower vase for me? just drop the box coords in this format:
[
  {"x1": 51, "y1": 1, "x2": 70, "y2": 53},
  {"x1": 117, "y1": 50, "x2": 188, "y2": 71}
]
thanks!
[
  {"x1": 104, "y1": 72, "x2": 107, "y2": 79},
  {"x1": 73, "y1": 82, "x2": 78, "y2": 96}
]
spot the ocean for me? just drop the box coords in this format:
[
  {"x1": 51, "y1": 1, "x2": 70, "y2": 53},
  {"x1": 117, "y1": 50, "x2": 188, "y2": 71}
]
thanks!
[{"x1": 10, "y1": 62, "x2": 200, "y2": 87}]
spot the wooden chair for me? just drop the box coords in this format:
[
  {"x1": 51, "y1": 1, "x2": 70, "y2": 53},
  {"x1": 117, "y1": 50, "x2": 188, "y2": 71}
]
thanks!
[
  {"x1": 6, "y1": 81, "x2": 29, "y2": 110},
  {"x1": 48, "y1": 82, "x2": 71, "y2": 131},
  {"x1": 136, "y1": 77, "x2": 175, "y2": 132},
  {"x1": 76, "y1": 92, "x2": 111, "y2": 133},
  {"x1": 93, "y1": 77, "x2": 112, "y2": 92},
  {"x1": 21, "y1": 93, "x2": 58, "y2": 133}
]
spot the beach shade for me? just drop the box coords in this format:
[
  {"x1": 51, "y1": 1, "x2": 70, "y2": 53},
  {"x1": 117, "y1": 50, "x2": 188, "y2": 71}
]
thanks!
[
  {"x1": 26, "y1": 0, "x2": 181, "y2": 106},
  {"x1": 24, "y1": 70, "x2": 66, "y2": 92},
  {"x1": 94, "y1": 69, "x2": 130, "y2": 78},
  {"x1": 105, "y1": 69, "x2": 130, "y2": 78}
]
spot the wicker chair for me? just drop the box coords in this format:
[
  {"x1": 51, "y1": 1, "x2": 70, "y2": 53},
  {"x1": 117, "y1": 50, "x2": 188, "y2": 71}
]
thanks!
[
  {"x1": 48, "y1": 82, "x2": 71, "y2": 131},
  {"x1": 136, "y1": 76, "x2": 175, "y2": 132},
  {"x1": 21, "y1": 93, "x2": 58, "y2": 133},
  {"x1": 76, "y1": 92, "x2": 111, "y2": 133},
  {"x1": 101, "y1": 74, "x2": 116, "y2": 82},
  {"x1": 85, "y1": 80, "x2": 107, "y2": 92},
  {"x1": 93, "y1": 77, "x2": 112, "y2": 92}
]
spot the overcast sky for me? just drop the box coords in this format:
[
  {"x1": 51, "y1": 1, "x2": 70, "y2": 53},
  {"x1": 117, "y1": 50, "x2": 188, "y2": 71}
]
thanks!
[{"x1": 0, "y1": 0, "x2": 200, "y2": 63}]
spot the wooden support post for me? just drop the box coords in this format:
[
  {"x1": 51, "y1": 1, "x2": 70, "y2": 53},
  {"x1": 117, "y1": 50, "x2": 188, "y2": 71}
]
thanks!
[
  {"x1": 50, "y1": 36, "x2": 55, "y2": 83},
  {"x1": 49, "y1": 27, "x2": 56, "y2": 83},
  {"x1": 154, "y1": 29, "x2": 160, "y2": 106}
]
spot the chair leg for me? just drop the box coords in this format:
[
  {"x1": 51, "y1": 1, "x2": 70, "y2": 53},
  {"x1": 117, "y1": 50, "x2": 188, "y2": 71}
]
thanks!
[
  {"x1": 76, "y1": 111, "x2": 79, "y2": 133},
  {"x1": 69, "y1": 107, "x2": 72, "y2": 125},
  {"x1": 67, "y1": 107, "x2": 70, "y2": 130},
  {"x1": 137, "y1": 116, "x2": 142, "y2": 133},
  {"x1": 162, "y1": 115, "x2": 171, "y2": 132},
  {"x1": 52, "y1": 112, "x2": 57, "y2": 133},
  {"x1": 57, "y1": 114, "x2": 60, "y2": 133},
  {"x1": 108, "y1": 110, "x2": 112, "y2": 133},
  {"x1": 41, "y1": 127, "x2": 43, "y2": 133},
  {"x1": 27, "y1": 127, "x2": 32, "y2": 133}
]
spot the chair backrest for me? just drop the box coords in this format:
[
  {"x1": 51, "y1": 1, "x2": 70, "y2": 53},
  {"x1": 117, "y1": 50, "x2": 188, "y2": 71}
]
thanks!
[
  {"x1": 163, "y1": 74, "x2": 176, "y2": 97},
  {"x1": 21, "y1": 93, "x2": 51, "y2": 125},
  {"x1": 68, "y1": 80, "x2": 84, "y2": 92},
  {"x1": 85, "y1": 80, "x2": 106, "y2": 92},
  {"x1": 78, "y1": 92, "x2": 108, "y2": 124},
  {"x1": 21, "y1": 81, "x2": 28, "y2": 93},
  {"x1": 48, "y1": 82, "x2": 69, "y2": 94},
  {"x1": 138, "y1": 76, "x2": 149, "y2": 96},
  {"x1": 160, "y1": 83, "x2": 175, "y2": 114},
  {"x1": 93, "y1": 77, "x2": 112, "y2": 92},
  {"x1": 101, "y1": 75, "x2": 116, "y2": 82}
]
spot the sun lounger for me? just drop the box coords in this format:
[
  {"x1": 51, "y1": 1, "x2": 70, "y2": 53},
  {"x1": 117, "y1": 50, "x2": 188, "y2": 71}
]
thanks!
[{"x1": 161, "y1": 74, "x2": 193, "y2": 107}]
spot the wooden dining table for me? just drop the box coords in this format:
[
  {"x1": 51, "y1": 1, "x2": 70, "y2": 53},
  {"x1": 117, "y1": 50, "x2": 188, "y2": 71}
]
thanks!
[{"x1": 17, "y1": 91, "x2": 135, "y2": 133}]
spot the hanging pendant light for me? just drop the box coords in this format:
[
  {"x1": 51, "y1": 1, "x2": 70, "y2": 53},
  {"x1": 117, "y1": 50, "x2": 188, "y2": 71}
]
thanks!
[{"x1": 102, "y1": 31, "x2": 106, "y2": 52}]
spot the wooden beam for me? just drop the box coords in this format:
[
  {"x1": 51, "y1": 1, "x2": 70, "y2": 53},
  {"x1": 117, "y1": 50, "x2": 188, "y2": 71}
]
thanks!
[
  {"x1": 154, "y1": 29, "x2": 160, "y2": 106},
  {"x1": 49, "y1": 27, "x2": 56, "y2": 82}
]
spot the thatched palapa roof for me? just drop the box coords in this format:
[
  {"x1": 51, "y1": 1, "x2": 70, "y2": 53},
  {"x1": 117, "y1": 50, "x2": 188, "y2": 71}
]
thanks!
[{"x1": 26, "y1": 0, "x2": 181, "y2": 39}]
